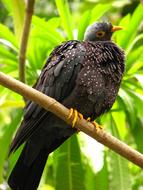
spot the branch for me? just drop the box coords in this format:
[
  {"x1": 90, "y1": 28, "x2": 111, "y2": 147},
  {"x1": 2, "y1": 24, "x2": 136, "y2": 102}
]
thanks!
[
  {"x1": 0, "y1": 71, "x2": 143, "y2": 168},
  {"x1": 19, "y1": 0, "x2": 35, "y2": 83}
]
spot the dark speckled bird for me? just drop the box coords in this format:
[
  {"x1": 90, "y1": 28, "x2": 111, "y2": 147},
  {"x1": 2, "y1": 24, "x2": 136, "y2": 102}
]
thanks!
[{"x1": 8, "y1": 22, "x2": 125, "y2": 190}]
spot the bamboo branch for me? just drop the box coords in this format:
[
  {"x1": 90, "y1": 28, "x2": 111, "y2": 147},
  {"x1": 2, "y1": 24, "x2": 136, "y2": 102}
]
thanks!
[
  {"x1": 19, "y1": 0, "x2": 35, "y2": 83},
  {"x1": 0, "y1": 71, "x2": 143, "y2": 168}
]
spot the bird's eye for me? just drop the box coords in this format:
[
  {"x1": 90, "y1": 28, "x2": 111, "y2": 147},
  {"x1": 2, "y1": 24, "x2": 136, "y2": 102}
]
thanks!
[{"x1": 96, "y1": 31, "x2": 105, "y2": 37}]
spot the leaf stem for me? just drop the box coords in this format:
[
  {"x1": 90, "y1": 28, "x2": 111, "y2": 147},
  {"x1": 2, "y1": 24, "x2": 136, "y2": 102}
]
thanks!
[{"x1": 19, "y1": 0, "x2": 35, "y2": 83}]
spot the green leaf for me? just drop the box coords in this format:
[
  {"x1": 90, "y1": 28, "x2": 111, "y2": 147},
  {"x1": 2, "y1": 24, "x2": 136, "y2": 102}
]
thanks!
[
  {"x1": 32, "y1": 16, "x2": 64, "y2": 42},
  {"x1": 0, "y1": 24, "x2": 18, "y2": 48},
  {"x1": 0, "y1": 109, "x2": 22, "y2": 182},
  {"x1": 124, "y1": 88, "x2": 143, "y2": 119},
  {"x1": 1, "y1": 0, "x2": 12, "y2": 13},
  {"x1": 109, "y1": 116, "x2": 131, "y2": 190},
  {"x1": 54, "y1": 135, "x2": 85, "y2": 190},
  {"x1": 41, "y1": 184, "x2": 55, "y2": 190},
  {"x1": 77, "y1": 10, "x2": 91, "y2": 40},
  {"x1": 55, "y1": 0, "x2": 73, "y2": 39},
  {"x1": 126, "y1": 33, "x2": 143, "y2": 56},
  {"x1": 90, "y1": 4, "x2": 111, "y2": 24},
  {"x1": 115, "y1": 14, "x2": 130, "y2": 45},
  {"x1": 0, "y1": 100, "x2": 24, "y2": 108},
  {"x1": 127, "y1": 60, "x2": 143, "y2": 75},
  {"x1": 94, "y1": 152, "x2": 109, "y2": 190},
  {"x1": 119, "y1": 88, "x2": 136, "y2": 127},
  {"x1": 126, "y1": 46, "x2": 143, "y2": 71},
  {"x1": 134, "y1": 74, "x2": 143, "y2": 88},
  {"x1": 84, "y1": 164, "x2": 95, "y2": 190},
  {"x1": 132, "y1": 118, "x2": 143, "y2": 154},
  {"x1": 0, "y1": 59, "x2": 18, "y2": 77},
  {"x1": 32, "y1": 16, "x2": 61, "y2": 31},
  {"x1": 11, "y1": 0, "x2": 25, "y2": 41},
  {"x1": 0, "y1": 45, "x2": 17, "y2": 60},
  {"x1": 120, "y1": 4, "x2": 143, "y2": 49},
  {"x1": 111, "y1": 110, "x2": 126, "y2": 139}
]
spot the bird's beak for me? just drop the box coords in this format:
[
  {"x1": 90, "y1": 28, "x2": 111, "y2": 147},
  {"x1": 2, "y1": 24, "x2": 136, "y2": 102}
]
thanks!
[{"x1": 111, "y1": 26, "x2": 123, "y2": 32}]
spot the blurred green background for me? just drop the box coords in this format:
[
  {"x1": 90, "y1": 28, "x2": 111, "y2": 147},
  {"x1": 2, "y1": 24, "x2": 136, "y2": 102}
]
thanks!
[{"x1": 0, "y1": 0, "x2": 143, "y2": 189}]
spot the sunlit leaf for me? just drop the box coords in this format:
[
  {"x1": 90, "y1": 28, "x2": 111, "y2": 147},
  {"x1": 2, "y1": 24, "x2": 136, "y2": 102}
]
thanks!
[
  {"x1": 0, "y1": 110, "x2": 22, "y2": 182},
  {"x1": 120, "y1": 4, "x2": 143, "y2": 49},
  {"x1": 54, "y1": 135, "x2": 85, "y2": 190},
  {"x1": 126, "y1": 46, "x2": 143, "y2": 71},
  {"x1": 11, "y1": 0, "x2": 25, "y2": 41},
  {"x1": 55, "y1": 0, "x2": 73, "y2": 39},
  {"x1": 94, "y1": 152, "x2": 109, "y2": 190},
  {"x1": 0, "y1": 24, "x2": 18, "y2": 48},
  {"x1": 77, "y1": 10, "x2": 91, "y2": 40},
  {"x1": 40, "y1": 184, "x2": 55, "y2": 190},
  {"x1": 134, "y1": 74, "x2": 143, "y2": 88},
  {"x1": 111, "y1": 110, "x2": 126, "y2": 139},
  {"x1": 109, "y1": 116, "x2": 131, "y2": 190},
  {"x1": 127, "y1": 61, "x2": 143, "y2": 75},
  {"x1": 115, "y1": 14, "x2": 130, "y2": 45},
  {"x1": 0, "y1": 100, "x2": 24, "y2": 108},
  {"x1": 90, "y1": 4, "x2": 111, "y2": 24},
  {"x1": 0, "y1": 45, "x2": 17, "y2": 60},
  {"x1": 126, "y1": 33, "x2": 143, "y2": 56},
  {"x1": 131, "y1": 118, "x2": 143, "y2": 154},
  {"x1": 118, "y1": 88, "x2": 137, "y2": 128},
  {"x1": 32, "y1": 16, "x2": 60, "y2": 30},
  {"x1": 124, "y1": 88, "x2": 143, "y2": 118},
  {"x1": 1, "y1": 0, "x2": 12, "y2": 13}
]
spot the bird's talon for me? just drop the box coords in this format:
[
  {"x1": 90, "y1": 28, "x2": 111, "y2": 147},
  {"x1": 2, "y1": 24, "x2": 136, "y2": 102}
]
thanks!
[
  {"x1": 72, "y1": 109, "x2": 78, "y2": 127},
  {"x1": 68, "y1": 108, "x2": 74, "y2": 119},
  {"x1": 87, "y1": 117, "x2": 91, "y2": 122},
  {"x1": 68, "y1": 108, "x2": 83, "y2": 128},
  {"x1": 78, "y1": 113, "x2": 84, "y2": 120},
  {"x1": 92, "y1": 121, "x2": 102, "y2": 130}
]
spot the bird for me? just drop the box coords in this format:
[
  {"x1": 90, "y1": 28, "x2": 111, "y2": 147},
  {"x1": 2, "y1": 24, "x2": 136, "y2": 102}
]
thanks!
[{"x1": 8, "y1": 22, "x2": 125, "y2": 190}]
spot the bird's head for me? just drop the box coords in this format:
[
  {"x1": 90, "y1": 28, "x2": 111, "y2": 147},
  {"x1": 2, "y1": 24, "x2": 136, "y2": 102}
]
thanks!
[{"x1": 84, "y1": 22, "x2": 123, "y2": 41}]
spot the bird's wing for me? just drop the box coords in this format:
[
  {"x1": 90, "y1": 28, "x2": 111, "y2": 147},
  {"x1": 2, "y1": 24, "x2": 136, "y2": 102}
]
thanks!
[{"x1": 10, "y1": 40, "x2": 86, "y2": 153}]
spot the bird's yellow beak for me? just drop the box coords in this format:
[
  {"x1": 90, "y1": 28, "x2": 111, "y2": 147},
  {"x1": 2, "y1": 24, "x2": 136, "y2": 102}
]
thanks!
[{"x1": 111, "y1": 26, "x2": 123, "y2": 32}]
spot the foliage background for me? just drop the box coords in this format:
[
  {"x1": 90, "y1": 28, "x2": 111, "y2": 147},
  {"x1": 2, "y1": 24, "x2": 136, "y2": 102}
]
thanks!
[{"x1": 0, "y1": 0, "x2": 143, "y2": 189}]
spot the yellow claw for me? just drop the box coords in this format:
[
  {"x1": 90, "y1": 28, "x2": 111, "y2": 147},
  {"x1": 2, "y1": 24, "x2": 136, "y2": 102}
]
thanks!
[
  {"x1": 87, "y1": 117, "x2": 91, "y2": 122},
  {"x1": 68, "y1": 108, "x2": 83, "y2": 128},
  {"x1": 91, "y1": 121, "x2": 102, "y2": 130},
  {"x1": 78, "y1": 113, "x2": 84, "y2": 120},
  {"x1": 86, "y1": 117, "x2": 102, "y2": 130},
  {"x1": 68, "y1": 108, "x2": 74, "y2": 119},
  {"x1": 72, "y1": 109, "x2": 77, "y2": 127},
  {"x1": 68, "y1": 108, "x2": 102, "y2": 130}
]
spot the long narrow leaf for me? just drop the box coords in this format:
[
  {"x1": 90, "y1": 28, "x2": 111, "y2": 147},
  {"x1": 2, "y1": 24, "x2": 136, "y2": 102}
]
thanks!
[
  {"x1": 120, "y1": 4, "x2": 143, "y2": 49},
  {"x1": 109, "y1": 116, "x2": 131, "y2": 190},
  {"x1": 55, "y1": 0, "x2": 73, "y2": 39},
  {"x1": 0, "y1": 110, "x2": 22, "y2": 182},
  {"x1": 0, "y1": 24, "x2": 18, "y2": 48},
  {"x1": 54, "y1": 135, "x2": 85, "y2": 190},
  {"x1": 11, "y1": 0, "x2": 25, "y2": 41},
  {"x1": 77, "y1": 10, "x2": 91, "y2": 40},
  {"x1": 1, "y1": 0, "x2": 12, "y2": 12},
  {"x1": 90, "y1": 4, "x2": 111, "y2": 24},
  {"x1": 94, "y1": 152, "x2": 109, "y2": 190}
]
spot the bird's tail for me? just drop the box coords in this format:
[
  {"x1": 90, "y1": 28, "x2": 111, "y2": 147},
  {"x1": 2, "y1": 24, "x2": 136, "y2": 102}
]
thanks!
[{"x1": 8, "y1": 145, "x2": 49, "y2": 190}]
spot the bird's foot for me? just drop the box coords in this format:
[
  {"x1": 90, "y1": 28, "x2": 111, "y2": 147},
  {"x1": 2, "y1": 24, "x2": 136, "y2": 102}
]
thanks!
[
  {"x1": 86, "y1": 117, "x2": 102, "y2": 130},
  {"x1": 68, "y1": 108, "x2": 83, "y2": 128},
  {"x1": 67, "y1": 109, "x2": 102, "y2": 131}
]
